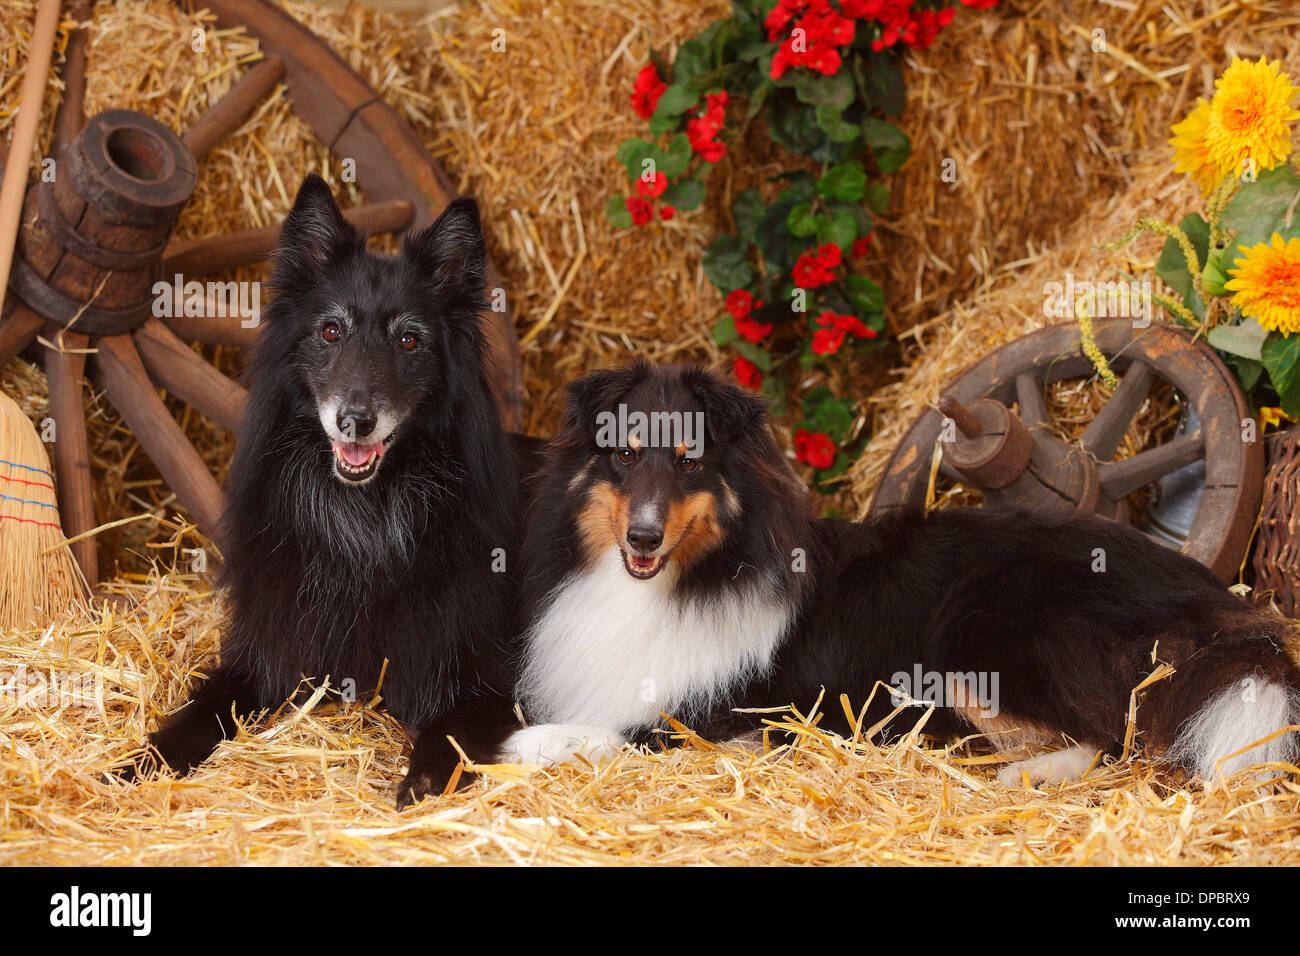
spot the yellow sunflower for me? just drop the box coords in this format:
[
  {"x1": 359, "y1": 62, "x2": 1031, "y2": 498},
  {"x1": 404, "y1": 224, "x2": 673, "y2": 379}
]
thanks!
[
  {"x1": 1170, "y1": 98, "x2": 1221, "y2": 196},
  {"x1": 1205, "y1": 57, "x2": 1300, "y2": 179},
  {"x1": 1225, "y1": 232, "x2": 1300, "y2": 335}
]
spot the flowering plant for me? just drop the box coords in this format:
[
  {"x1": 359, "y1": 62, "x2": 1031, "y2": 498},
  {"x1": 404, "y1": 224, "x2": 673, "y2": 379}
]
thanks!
[
  {"x1": 1105, "y1": 56, "x2": 1300, "y2": 426},
  {"x1": 607, "y1": 0, "x2": 998, "y2": 483}
]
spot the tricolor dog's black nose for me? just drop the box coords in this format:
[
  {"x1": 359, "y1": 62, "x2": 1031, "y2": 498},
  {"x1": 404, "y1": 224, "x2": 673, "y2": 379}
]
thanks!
[
  {"x1": 626, "y1": 524, "x2": 663, "y2": 554},
  {"x1": 337, "y1": 407, "x2": 377, "y2": 439}
]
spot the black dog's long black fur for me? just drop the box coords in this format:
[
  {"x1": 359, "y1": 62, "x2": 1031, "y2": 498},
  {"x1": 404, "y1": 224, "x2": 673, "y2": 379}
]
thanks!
[{"x1": 140, "y1": 175, "x2": 522, "y2": 805}]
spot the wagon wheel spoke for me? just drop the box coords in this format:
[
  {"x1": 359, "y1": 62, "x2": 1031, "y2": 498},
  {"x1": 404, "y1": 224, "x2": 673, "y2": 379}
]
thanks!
[
  {"x1": 183, "y1": 55, "x2": 286, "y2": 162},
  {"x1": 160, "y1": 199, "x2": 413, "y2": 276},
  {"x1": 51, "y1": 0, "x2": 93, "y2": 153},
  {"x1": 1096, "y1": 430, "x2": 1205, "y2": 501},
  {"x1": 161, "y1": 309, "x2": 259, "y2": 349},
  {"x1": 133, "y1": 317, "x2": 247, "y2": 432},
  {"x1": 41, "y1": 327, "x2": 98, "y2": 587},
  {"x1": 1079, "y1": 360, "x2": 1154, "y2": 461},
  {"x1": 0, "y1": 301, "x2": 44, "y2": 365},
  {"x1": 90, "y1": 335, "x2": 224, "y2": 538},
  {"x1": 1014, "y1": 370, "x2": 1050, "y2": 431}
]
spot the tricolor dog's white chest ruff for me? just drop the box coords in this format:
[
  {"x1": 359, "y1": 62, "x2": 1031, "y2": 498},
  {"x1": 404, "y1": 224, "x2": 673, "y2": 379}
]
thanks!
[{"x1": 518, "y1": 547, "x2": 792, "y2": 733}]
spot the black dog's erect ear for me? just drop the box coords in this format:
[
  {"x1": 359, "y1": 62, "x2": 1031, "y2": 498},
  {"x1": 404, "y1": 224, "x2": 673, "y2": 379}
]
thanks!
[
  {"x1": 682, "y1": 365, "x2": 771, "y2": 445},
  {"x1": 276, "y1": 174, "x2": 357, "y2": 278},
  {"x1": 561, "y1": 360, "x2": 653, "y2": 438},
  {"x1": 405, "y1": 196, "x2": 487, "y2": 311}
]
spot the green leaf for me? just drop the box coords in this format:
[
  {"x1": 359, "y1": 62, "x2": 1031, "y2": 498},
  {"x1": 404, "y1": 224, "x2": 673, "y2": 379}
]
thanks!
[
  {"x1": 817, "y1": 161, "x2": 867, "y2": 202},
  {"x1": 703, "y1": 235, "x2": 756, "y2": 292},
  {"x1": 817, "y1": 212, "x2": 856, "y2": 249},
  {"x1": 862, "y1": 118, "x2": 910, "y2": 173},
  {"x1": 814, "y1": 103, "x2": 859, "y2": 143},
  {"x1": 661, "y1": 179, "x2": 704, "y2": 211},
  {"x1": 864, "y1": 184, "x2": 889, "y2": 214},
  {"x1": 1229, "y1": 354, "x2": 1265, "y2": 393},
  {"x1": 673, "y1": 37, "x2": 711, "y2": 83},
  {"x1": 828, "y1": 202, "x2": 872, "y2": 240},
  {"x1": 617, "y1": 138, "x2": 656, "y2": 180},
  {"x1": 660, "y1": 134, "x2": 692, "y2": 178},
  {"x1": 1207, "y1": 316, "x2": 1268, "y2": 361},
  {"x1": 1155, "y1": 213, "x2": 1210, "y2": 299},
  {"x1": 806, "y1": 396, "x2": 855, "y2": 443},
  {"x1": 794, "y1": 71, "x2": 855, "y2": 109},
  {"x1": 844, "y1": 275, "x2": 884, "y2": 313},
  {"x1": 654, "y1": 83, "x2": 700, "y2": 118},
  {"x1": 712, "y1": 313, "x2": 738, "y2": 346},
  {"x1": 732, "y1": 189, "x2": 766, "y2": 243},
  {"x1": 800, "y1": 385, "x2": 834, "y2": 418},
  {"x1": 604, "y1": 194, "x2": 633, "y2": 229},
  {"x1": 767, "y1": 90, "x2": 824, "y2": 153},
  {"x1": 1221, "y1": 165, "x2": 1300, "y2": 256},
  {"x1": 856, "y1": 49, "x2": 905, "y2": 116},
  {"x1": 787, "y1": 202, "x2": 817, "y2": 237},
  {"x1": 776, "y1": 170, "x2": 818, "y2": 203},
  {"x1": 1261, "y1": 331, "x2": 1300, "y2": 417},
  {"x1": 733, "y1": 340, "x2": 772, "y2": 371}
]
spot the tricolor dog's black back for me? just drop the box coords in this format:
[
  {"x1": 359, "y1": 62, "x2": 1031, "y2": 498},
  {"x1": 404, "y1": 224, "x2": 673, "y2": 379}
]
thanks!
[
  {"x1": 502, "y1": 360, "x2": 1300, "y2": 788},
  {"x1": 138, "y1": 175, "x2": 521, "y2": 805}
]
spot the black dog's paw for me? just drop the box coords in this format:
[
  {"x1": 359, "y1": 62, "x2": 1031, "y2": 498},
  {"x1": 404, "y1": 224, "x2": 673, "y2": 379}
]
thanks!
[
  {"x1": 395, "y1": 770, "x2": 436, "y2": 811},
  {"x1": 115, "y1": 745, "x2": 165, "y2": 783}
]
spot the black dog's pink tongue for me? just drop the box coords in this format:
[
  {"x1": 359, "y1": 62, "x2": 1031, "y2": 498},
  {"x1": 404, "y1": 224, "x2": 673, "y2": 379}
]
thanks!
[{"x1": 333, "y1": 440, "x2": 383, "y2": 466}]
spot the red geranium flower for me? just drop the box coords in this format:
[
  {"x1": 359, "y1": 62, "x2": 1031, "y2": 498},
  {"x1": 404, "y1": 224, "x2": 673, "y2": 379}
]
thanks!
[
  {"x1": 659, "y1": 205, "x2": 675, "y2": 221},
  {"x1": 791, "y1": 243, "x2": 843, "y2": 289},
  {"x1": 625, "y1": 196, "x2": 654, "y2": 226},
  {"x1": 635, "y1": 170, "x2": 669, "y2": 199},
  {"x1": 767, "y1": 0, "x2": 856, "y2": 79},
  {"x1": 850, "y1": 234, "x2": 872, "y2": 258},
  {"x1": 725, "y1": 289, "x2": 754, "y2": 319},
  {"x1": 687, "y1": 90, "x2": 729, "y2": 162},
  {"x1": 794, "y1": 428, "x2": 836, "y2": 469},
  {"x1": 734, "y1": 356, "x2": 762, "y2": 389},
  {"x1": 631, "y1": 63, "x2": 667, "y2": 119},
  {"x1": 735, "y1": 315, "x2": 773, "y2": 343},
  {"x1": 811, "y1": 326, "x2": 846, "y2": 355}
]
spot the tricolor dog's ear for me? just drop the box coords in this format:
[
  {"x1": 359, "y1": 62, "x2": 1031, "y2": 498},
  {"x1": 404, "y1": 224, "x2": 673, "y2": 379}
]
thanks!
[
  {"x1": 683, "y1": 365, "x2": 770, "y2": 445},
  {"x1": 275, "y1": 174, "x2": 358, "y2": 282},
  {"x1": 561, "y1": 360, "x2": 653, "y2": 440},
  {"x1": 405, "y1": 196, "x2": 487, "y2": 315}
]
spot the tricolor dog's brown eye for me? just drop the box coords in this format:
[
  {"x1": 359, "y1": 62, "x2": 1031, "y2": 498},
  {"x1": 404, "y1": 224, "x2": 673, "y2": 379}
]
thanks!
[
  {"x1": 322, "y1": 323, "x2": 341, "y2": 343},
  {"x1": 615, "y1": 448, "x2": 636, "y2": 465},
  {"x1": 399, "y1": 333, "x2": 418, "y2": 352},
  {"x1": 679, "y1": 455, "x2": 699, "y2": 472}
]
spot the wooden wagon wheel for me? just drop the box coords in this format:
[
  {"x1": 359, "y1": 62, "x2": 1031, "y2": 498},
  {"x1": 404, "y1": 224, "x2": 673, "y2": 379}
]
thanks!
[
  {"x1": 0, "y1": 0, "x2": 525, "y2": 589},
  {"x1": 868, "y1": 320, "x2": 1264, "y2": 583}
]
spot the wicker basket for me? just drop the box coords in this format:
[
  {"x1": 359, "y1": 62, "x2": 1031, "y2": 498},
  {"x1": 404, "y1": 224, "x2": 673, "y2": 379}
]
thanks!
[{"x1": 1253, "y1": 423, "x2": 1300, "y2": 616}]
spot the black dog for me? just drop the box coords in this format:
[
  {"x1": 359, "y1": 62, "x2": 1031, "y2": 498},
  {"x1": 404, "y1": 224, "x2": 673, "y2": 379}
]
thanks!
[
  {"x1": 499, "y1": 360, "x2": 1300, "y2": 788},
  {"x1": 137, "y1": 175, "x2": 524, "y2": 806}
]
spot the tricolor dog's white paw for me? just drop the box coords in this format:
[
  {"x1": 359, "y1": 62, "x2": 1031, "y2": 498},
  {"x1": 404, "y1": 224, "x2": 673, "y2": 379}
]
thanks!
[
  {"x1": 996, "y1": 745, "x2": 1098, "y2": 788},
  {"x1": 498, "y1": 723, "x2": 629, "y2": 768}
]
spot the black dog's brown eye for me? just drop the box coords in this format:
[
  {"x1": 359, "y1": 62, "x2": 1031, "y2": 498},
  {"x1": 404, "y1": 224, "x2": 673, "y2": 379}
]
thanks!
[
  {"x1": 322, "y1": 323, "x2": 341, "y2": 343},
  {"x1": 679, "y1": 456, "x2": 699, "y2": 472},
  {"x1": 615, "y1": 448, "x2": 636, "y2": 465},
  {"x1": 399, "y1": 333, "x2": 418, "y2": 352}
]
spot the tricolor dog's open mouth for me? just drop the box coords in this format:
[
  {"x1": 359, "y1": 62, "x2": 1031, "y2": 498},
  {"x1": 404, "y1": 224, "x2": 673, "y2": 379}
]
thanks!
[
  {"x1": 331, "y1": 435, "x2": 394, "y2": 483},
  {"x1": 621, "y1": 550, "x2": 665, "y2": 580}
]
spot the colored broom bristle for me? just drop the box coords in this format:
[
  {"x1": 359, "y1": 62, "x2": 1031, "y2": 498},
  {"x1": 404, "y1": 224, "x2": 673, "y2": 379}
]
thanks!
[{"x1": 0, "y1": 391, "x2": 84, "y2": 630}]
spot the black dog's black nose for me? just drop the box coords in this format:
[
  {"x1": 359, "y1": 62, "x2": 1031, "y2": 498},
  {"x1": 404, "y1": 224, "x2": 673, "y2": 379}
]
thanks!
[
  {"x1": 337, "y1": 408, "x2": 377, "y2": 439},
  {"x1": 626, "y1": 525, "x2": 663, "y2": 553}
]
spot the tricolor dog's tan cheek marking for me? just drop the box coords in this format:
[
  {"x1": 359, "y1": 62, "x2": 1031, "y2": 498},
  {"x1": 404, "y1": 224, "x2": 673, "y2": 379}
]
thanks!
[
  {"x1": 718, "y1": 478, "x2": 741, "y2": 519},
  {"x1": 663, "y1": 491, "x2": 725, "y2": 571},
  {"x1": 576, "y1": 479, "x2": 629, "y2": 567}
]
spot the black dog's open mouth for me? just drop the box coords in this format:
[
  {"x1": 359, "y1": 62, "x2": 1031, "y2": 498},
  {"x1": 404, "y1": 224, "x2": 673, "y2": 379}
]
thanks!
[
  {"x1": 621, "y1": 550, "x2": 665, "y2": 580},
  {"x1": 331, "y1": 436, "x2": 393, "y2": 483}
]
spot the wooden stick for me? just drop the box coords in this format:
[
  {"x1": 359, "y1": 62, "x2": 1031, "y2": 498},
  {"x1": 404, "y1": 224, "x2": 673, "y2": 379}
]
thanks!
[
  {"x1": 183, "y1": 56, "x2": 286, "y2": 162},
  {"x1": 51, "y1": 0, "x2": 92, "y2": 153},
  {"x1": 133, "y1": 316, "x2": 247, "y2": 433},
  {"x1": 161, "y1": 308, "x2": 260, "y2": 349},
  {"x1": 41, "y1": 326, "x2": 98, "y2": 588},
  {"x1": 0, "y1": 0, "x2": 62, "y2": 318},
  {"x1": 160, "y1": 200, "x2": 414, "y2": 275},
  {"x1": 90, "y1": 334, "x2": 225, "y2": 540}
]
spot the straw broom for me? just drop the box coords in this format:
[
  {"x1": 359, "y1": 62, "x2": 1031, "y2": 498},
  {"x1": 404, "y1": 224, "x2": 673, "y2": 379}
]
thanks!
[{"x1": 0, "y1": 391, "x2": 84, "y2": 628}]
